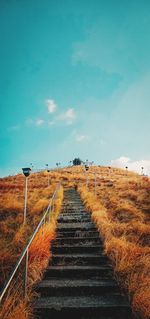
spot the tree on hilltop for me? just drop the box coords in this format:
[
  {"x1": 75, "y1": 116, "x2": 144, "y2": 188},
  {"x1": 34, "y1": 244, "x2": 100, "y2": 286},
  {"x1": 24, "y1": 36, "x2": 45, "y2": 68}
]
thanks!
[{"x1": 73, "y1": 158, "x2": 82, "y2": 166}]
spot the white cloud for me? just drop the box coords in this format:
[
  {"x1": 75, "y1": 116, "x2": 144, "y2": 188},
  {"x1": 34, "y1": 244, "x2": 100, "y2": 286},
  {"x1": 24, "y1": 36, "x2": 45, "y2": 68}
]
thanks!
[
  {"x1": 111, "y1": 156, "x2": 150, "y2": 176},
  {"x1": 25, "y1": 118, "x2": 45, "y2": 126},
  {"x1": 58, "y1": 108, "x2": 76, "y2": 125},
  {"x1": 75, "y1": 134, "x2": 89, "y2": 142},
  {"x1": 35, "y1": 119, "x2": 45, "y2": 126},
  {"x1": 46, "y1": 99, "x2": 57, "y2": 113}
]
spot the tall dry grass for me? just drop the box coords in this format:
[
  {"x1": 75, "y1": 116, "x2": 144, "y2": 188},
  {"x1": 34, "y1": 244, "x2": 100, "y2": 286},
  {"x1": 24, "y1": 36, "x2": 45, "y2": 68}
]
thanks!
[
  {"x1": 0, "y1": 185, "x2": 63, "y2": 319},
  {"x1": 78, "y1": 185, "x2": 150, "y2": 319},
  {"x1": 1, "y1": 165, "x2": 150, "y2": 318},
  {"x1": 0, "y1": 171, "x2": 62, "y2": 288}
]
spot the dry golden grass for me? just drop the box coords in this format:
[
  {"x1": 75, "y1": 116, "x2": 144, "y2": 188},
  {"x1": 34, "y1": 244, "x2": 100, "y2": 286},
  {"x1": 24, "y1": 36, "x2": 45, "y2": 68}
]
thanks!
[
  {"x1": 0, "y1": 171, "x2": 61, "y2": 287},
  {"x1": 1, "y1": 165, "x2": 150, "y2": 319},
  {"x1": 78, "y1": 175, "x2": 150, "y2": 319},
  {"x1": 0, "y1": 170, "x2": 63, "y2": 319},
  {"x1": 0, "y1": 184, "x2": 63, "y2": 319}
]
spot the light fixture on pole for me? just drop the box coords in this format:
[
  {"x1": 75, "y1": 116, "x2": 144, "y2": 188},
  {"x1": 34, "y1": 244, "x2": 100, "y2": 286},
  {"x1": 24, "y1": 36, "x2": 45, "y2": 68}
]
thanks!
[
  {"x1": 45, "y1": 164, "x2": 50, "y2": 186},
  {"x1": 85, "y1": 165, "x2": 89, "y2": 189},
  {"x1": 56, "y1": 162, "x2": 61, "y2": 169},
  {"x1": 22, "y1": 168, "x2": 31, "y2": 224},
  {"x1": 47, "y1": 169, "x2": 50, "y2": 186},
  {"x1": 125, "y1": 166, "x2": 128, "y2": 172},
  {"x1": 141, "y1": 167, "x2": 144, "y2": 175}
]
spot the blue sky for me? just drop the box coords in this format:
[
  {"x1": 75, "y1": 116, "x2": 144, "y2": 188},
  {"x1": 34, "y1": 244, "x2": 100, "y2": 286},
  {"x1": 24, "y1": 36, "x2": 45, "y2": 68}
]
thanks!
[{"x1": 0, "y1": 0, "x2": 150, "y2": 176}]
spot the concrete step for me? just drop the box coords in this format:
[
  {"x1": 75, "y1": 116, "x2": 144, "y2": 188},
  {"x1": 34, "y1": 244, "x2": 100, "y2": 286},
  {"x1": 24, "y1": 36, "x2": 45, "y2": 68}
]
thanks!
[
  {"x1": 44, "y1": 265, "x2": 113, "y2": 279},
  {"x1": 54, "y1": 237, "x2": 102, "y2": 246},
  {"x1": 56, "y1": 230, "x2": 99, "y2": 238},
  {"x1": 57, "y1": 222, "x2": 96, "y2": 231},
  {"x1": 52, "y1": 245, "x2": 102, "y2": 254},
  {"x1": 34, "y1": 294, "x2": 132, "y2": 319},
  {"x1": 59, "y1": 212, "x2": 89, "y2": 217},
  {"x1": 36, "y1": 278, "x2": 119, "y2": 297},
  {"x1": 62, "y1": 206, "x2": 84, "y2": 210},
  {"x1": 57, "y1": 218, "x2": 91, "y2": 224},
  {"x1": 51, "y1": 254, "x2": 108, "y2": 266}
]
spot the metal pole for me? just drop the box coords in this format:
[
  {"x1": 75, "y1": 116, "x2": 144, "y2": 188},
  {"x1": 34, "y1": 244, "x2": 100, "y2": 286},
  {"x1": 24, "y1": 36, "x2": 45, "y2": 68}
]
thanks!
[
  {"x1": 24, "y1": 248, "x2": 28, "y2": 298},
  {"x1": 24, "y1": 177, "x2": 28, "y2": 224}
]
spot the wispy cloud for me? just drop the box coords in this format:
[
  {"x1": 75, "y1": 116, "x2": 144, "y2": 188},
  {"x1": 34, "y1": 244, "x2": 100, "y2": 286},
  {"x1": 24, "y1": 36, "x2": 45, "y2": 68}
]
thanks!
[
  {"x1": 46, "y1": 99, "x2": 57, "y2": 113},
  {"x1": 25, "y1": 118, "x2": 45, "y2": 127},
  {"x1": 75, "y1": 134, "x2": 89, "y2": 142},
  {"x1": 111, "y1": 156, "x2": 150, "y2": 176},
  {"x1": 57, "y1": 108, "x2": 76, "y2": 125},
  {"x1": 35, "y1": 119, "x2": 45, "y2": 126}
]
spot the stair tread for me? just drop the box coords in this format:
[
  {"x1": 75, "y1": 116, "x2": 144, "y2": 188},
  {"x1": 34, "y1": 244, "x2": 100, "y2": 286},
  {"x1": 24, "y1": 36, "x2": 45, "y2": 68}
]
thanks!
[
  {"x1": 34, "y1": 295, "x2": 130, "y2": 309},
  {"x1": 52, "y1": 244, "x2": 101, "y2": 248},
  {"x1": 55, "y1": 236, "x2": 101, "y2": 243},
  {"x1": 52, "y1": 253, "x2": 103, "y2": 258},
  {"x1": 57, "y1": 222, "x2": 95, "y2": 227},
  {"x1": 46, "y1": 265, "x2": 111, "y2": 270},
  {"x1": 37, "y1": 278, "x2": 118, "y2": 288}
]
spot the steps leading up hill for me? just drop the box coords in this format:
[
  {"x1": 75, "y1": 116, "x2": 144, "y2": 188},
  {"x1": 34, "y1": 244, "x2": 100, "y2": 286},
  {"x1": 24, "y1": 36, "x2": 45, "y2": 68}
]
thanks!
[{"x1": 34, "y1": 188, "x2": 134, "y2": 319}]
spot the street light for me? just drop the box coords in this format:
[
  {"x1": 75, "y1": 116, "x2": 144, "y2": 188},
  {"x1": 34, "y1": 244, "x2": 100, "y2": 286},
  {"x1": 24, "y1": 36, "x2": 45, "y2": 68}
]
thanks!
[
  {"x1": 45, "y1": 164, "x2": 50, "y2": 186},
  {"x1": 85, "y1": 165, "x2": 89, "y2": 189},
  {"x1": 141, "y1": 167, "x2": 144, "y2": 175},
  {"x1": 22, "y1": 168, "x2": 31, "y2": 224},
  {"x1": 47, "y1": 170, "x2": 50, "y2": 186}
]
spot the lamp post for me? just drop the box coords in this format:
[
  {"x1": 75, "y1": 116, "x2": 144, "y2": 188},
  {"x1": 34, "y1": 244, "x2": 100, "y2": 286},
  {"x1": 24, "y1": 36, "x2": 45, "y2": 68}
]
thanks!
[
  {"x1": 22, "y1": 168, "x2": 31, "y2": 224},
  {"x1": 56, "y1": 162, "x2": 61, "y2": 169},
  {"x1": 125, "y1": 166, "x2": 128, "y2": 172},
  {"x1": 45, "y1": 164, "x2": 50, "y2": 186},
  {"x1": 85, "y1": 165, "x2": 89, "y2": 189},
  {"x1": 47, "y1": 169, "x2": 50, "y2": 186},
  {"x1": 141, "y1": 167, "x2": 144, "y2": 175}
]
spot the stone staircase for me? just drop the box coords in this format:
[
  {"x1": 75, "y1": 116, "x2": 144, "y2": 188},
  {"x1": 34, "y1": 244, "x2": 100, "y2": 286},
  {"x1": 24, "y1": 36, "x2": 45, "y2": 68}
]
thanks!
[{"x1": 34, "y1": 188, "x2": 133, "y2": 319}]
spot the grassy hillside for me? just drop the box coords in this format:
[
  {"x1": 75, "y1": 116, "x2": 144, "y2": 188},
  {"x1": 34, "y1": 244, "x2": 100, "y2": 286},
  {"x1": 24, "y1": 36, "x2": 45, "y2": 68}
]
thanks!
[
  {"x1": 0, "y1": 165, "x2": 150, "y2": 318},
  {"x1": 0, "y1": 170, "x2": 63, "y2": 318}
]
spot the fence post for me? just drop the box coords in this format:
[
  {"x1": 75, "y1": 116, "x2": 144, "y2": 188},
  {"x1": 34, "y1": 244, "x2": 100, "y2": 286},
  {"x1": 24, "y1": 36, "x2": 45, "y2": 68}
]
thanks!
[{"x1": 24, "y1": 248, "x2": 28, "y2": 298}]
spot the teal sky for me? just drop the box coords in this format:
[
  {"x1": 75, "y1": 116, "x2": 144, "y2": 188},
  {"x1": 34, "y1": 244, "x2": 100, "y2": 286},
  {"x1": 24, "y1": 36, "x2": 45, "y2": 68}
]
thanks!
[{"x1": 0, "y1": 0, "x2": 150, "y2": 176}]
